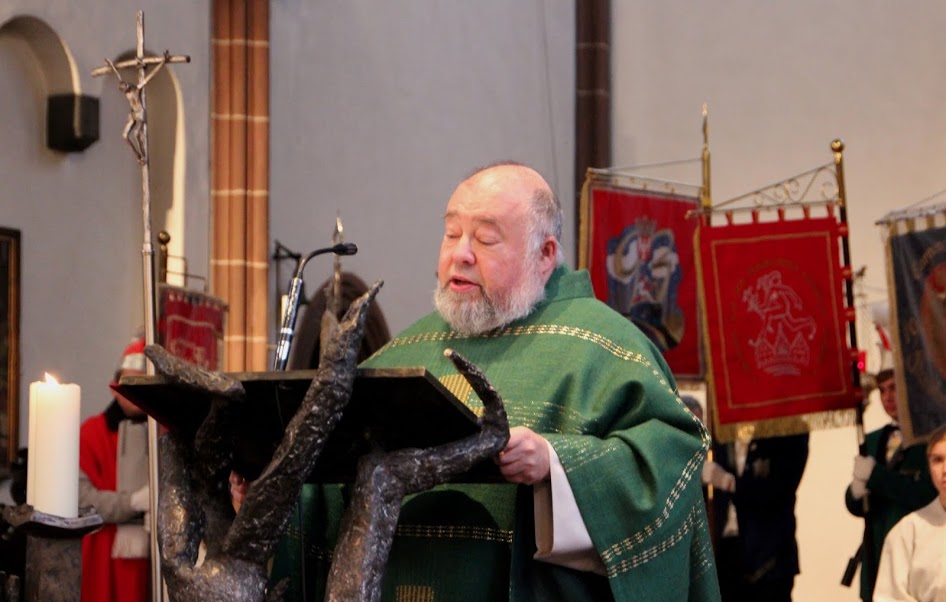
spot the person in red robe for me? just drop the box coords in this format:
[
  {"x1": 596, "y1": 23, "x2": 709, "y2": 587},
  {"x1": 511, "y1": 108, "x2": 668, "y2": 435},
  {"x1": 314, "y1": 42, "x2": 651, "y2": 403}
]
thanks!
[{"x1": 79, "y1": 334, "x2": 151, "y2": 601}]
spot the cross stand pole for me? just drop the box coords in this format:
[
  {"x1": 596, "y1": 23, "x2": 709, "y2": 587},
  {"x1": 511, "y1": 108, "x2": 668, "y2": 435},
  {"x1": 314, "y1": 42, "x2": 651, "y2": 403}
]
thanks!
[{"x1": 91, "y1": 11, "x2": 190, "y2": 602}]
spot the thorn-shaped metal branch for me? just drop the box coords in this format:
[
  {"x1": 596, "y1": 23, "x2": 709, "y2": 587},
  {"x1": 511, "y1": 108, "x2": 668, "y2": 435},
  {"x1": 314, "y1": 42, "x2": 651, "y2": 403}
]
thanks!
[
  {"x1": 144, "y1": 345, "x2": 245, "y2": 400},
  {"x1": 144, "y1": 345, "x2": 246, "y2": 555},
  {"x1": 224, "y1": 281, "x2": 383, "y2": 562},
  {"x1": 325, "y1": 349, "x2": 509, "y2": 602},
  {"x1": 444, "y1": 348, "x2": 509, "y2": 438}
]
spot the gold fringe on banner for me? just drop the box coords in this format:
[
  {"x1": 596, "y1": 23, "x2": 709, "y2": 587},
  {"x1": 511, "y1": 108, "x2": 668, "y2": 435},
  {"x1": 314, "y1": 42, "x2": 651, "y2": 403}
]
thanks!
[{"x1": 714, "y1": 409, "x2": 857, "y2": 444}]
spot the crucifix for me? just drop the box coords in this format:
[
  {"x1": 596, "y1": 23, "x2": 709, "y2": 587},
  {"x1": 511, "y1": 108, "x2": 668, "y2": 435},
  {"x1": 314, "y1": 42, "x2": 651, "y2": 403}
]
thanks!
[{"x1": 90, "y1": 11, "x2": 189, "y2": 602}]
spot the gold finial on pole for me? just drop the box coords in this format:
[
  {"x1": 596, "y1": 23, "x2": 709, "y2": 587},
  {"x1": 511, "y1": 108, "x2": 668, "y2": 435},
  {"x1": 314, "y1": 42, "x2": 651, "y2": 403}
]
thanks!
[
  {"x1": 158, "y1": 230, "x2": 171, "y2": 284},
  {"x1": 832, "y1": 138, "x2": 847, "y2": 210},
  {"x1": 700, "y1": 103, "x2": 712, "y2": 210}
]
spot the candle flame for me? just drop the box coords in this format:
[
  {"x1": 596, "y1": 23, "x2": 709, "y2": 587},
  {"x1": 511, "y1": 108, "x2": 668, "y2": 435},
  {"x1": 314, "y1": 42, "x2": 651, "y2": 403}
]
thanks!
[{"x1": 44, "y1": 373, "x2": 59, "y2": 385}]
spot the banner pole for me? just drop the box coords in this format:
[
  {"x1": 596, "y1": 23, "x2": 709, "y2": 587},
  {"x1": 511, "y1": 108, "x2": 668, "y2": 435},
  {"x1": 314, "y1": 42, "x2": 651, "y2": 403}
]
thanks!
[
  {"x1": 697, "y1": 104, "x2": 719, "y2": 552},
  {"x1": 700, "y1": 104, "x2": 711, "y2": 211},
  {"x1": 833, "y1": 139, "x2": 864, "y2": 436},
  {"x1": 834, "y1": 141, "x2": 874, "y2": 586}
]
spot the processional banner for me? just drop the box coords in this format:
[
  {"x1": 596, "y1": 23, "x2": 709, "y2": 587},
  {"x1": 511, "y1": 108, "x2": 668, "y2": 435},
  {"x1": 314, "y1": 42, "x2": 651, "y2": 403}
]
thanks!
[
  {"x1": 158, "y1": 284, "x2": 228, "y2": 371},
  {"x1": 697, "y1": 214, "x2": 860, "y2": 437},
  {"x1": 579, "y1": 178, "x2": 703, "y2": 378},
  {"x1": 886, "y1": 222, "x2": 946, "y2": 442}
]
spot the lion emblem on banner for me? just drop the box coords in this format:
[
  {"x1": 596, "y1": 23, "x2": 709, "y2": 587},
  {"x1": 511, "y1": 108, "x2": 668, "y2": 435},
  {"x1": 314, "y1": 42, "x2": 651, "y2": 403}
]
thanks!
[{"x1": 742, "y1": 270, "x2": 817, "y2": 376}]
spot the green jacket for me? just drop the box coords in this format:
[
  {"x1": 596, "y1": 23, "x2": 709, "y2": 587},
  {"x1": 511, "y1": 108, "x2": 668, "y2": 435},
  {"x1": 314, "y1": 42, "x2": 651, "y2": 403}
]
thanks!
[{"x1": 844, "y1": 424, "x2": 936, "y2": 601}]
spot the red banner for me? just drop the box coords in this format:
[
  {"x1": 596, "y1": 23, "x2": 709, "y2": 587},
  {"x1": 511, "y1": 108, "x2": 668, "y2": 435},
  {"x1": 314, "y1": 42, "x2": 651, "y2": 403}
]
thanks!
[
  {"x1": 583, "y1": 185, "x2": 702, "y2": 378},
  {"x1": 158, "y1": 285, "x2": 227, "y2": 371},
  {"x1": 697, "y1": 217, "x2": 857, "y2": 424}
]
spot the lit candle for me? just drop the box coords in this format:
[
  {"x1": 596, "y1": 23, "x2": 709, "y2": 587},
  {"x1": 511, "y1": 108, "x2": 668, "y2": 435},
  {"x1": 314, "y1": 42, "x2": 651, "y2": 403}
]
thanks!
[{"x1": 26, "y1": 374, "x2": 80, "y2": 518}]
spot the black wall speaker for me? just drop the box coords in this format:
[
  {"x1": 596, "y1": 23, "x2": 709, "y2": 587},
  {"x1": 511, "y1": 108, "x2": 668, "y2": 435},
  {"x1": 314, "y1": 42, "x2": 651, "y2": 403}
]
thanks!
[{"x1": 46, "y1": 94, "x2": 100, "y2": 153}]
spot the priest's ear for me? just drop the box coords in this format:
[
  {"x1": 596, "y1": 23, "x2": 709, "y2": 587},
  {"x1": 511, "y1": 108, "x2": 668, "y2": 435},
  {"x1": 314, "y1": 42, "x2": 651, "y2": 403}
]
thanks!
[{"x1": 537, "y1": 236, "x2": 558, "y2": 278}]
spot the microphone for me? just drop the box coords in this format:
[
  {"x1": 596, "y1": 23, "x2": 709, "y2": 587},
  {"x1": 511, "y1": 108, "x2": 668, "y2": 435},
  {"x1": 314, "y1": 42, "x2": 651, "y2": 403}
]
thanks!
[
  {"x1": 330, "y1": 242, "x2": 358, "y2": 256},
  {"x1": 272, "y1": 241, "x2": 359, "y2": 371}
]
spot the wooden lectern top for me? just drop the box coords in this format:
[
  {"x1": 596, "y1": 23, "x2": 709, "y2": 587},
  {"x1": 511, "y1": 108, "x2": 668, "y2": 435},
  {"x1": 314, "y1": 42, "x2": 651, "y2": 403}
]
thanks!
[{"x1": 114, "y1": 367, "x2": 501, "y2": 483}]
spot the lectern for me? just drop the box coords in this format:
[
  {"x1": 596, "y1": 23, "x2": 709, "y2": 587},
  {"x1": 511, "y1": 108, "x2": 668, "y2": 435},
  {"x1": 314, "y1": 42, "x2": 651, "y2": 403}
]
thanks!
[{"x1": 114, "y1": 367, "x2": 501, "y2": 482}]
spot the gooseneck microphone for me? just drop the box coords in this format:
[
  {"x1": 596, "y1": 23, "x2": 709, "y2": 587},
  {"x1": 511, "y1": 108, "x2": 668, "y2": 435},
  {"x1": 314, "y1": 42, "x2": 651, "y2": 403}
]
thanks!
[{"x1": 272, "y1": 242, "x2": 359, "y2": 371}]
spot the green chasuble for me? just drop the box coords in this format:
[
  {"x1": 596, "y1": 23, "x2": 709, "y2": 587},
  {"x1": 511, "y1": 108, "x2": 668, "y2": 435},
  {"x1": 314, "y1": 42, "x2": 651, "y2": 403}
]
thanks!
[{"x1": 273, "y1": 266, "x2": 720, "y2": 601}]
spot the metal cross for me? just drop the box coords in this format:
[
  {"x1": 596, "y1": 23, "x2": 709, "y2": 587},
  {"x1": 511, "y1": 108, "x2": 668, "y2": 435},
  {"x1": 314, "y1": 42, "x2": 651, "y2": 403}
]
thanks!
[
  {"x1": 91, "y1": 11, "x2": 190, "y2": 166},
  {"x1": 90, "y1": 11, "x2": 189, "y2": 602}
]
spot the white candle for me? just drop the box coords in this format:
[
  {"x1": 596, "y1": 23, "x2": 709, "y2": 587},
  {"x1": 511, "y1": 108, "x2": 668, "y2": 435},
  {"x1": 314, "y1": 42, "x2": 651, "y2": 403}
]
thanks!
[{"x1": 27, "y1": 374, "x2": 80, "y2": 518}]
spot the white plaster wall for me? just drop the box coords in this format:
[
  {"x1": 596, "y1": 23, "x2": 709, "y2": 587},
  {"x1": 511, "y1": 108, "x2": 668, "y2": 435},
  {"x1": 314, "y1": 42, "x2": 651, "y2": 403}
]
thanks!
[
  {"x1": 5, "y1": 1, "x2": 942, "y2": 598},
  {"x1": 0, "y1": 1, "x2": 210, "y2": 434},
  {"x1": 268, "y1": 1, "x2": 575, "y2": 335},
  {"x1": 612, "y1": 2, "x2": 946, "y2": 599}
]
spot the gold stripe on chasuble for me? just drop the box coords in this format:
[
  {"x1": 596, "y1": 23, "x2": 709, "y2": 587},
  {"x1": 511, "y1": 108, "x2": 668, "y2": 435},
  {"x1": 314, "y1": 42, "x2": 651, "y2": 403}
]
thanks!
[
  {"x1": 598, "y1": 442, "x2": 704, "y2": 566},
  {"x1": 387, "y1": 324, "x2": 667, "y2": 389},
  {"x1": 438, "y1": 373, "x2": 474, "y2": 410},
  {"x1": 604, "y1": 500, "x2": 705, "y2": 578},
  {"x1": 396, "y1": 585, "x2": 435, "y2": 602},
  {"x1": 395, "y1": 523, "x2": 513, "y2": 544}
]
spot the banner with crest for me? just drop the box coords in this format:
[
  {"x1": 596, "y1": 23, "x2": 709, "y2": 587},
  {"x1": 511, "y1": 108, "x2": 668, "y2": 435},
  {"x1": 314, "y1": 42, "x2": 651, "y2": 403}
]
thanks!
[
  {"x1": 698, "y1": 217, "x2": 857, "y2": 425},
  {"x1": 158, "y1": 284, "x2": 228, "y2": 371},
  {"x1": 695, "y1": 141, "x2": 862, "y2": 442},
  {"x1": 884, "y1": 215, "x2": 946, "y2": 443},
  {"x1": 579, "y1": 174, "x2": 703, "y2": 378}
]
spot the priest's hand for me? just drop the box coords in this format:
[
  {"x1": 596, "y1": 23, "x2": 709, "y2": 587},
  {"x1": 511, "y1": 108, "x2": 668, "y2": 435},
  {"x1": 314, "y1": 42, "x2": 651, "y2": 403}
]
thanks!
[
  {"x1": 498, "y1": 427, "x2": 550, "y2": 485},
  {"x1": 229, "y1": 470, "x2": 248, "y2": 513}
]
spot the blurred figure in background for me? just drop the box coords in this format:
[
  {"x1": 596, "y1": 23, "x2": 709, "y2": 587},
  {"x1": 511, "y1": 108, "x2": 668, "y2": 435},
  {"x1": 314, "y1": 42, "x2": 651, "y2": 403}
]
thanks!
[
  {"x1": 873, "y1": 423, "x2": 946, "y2": 601},
  {"x1": 844, "y1": 368, "x2": 937, "y2": 602},
  {"x1": 702, "y1": 422, "x2": 809, "y2": 601},
  {"x1": 79, "y1": 333, "x2": 150, "y2": 602}
]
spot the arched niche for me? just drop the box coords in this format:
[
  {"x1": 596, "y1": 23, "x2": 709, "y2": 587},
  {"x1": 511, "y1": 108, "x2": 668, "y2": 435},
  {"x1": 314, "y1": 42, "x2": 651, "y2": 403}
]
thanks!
[
  {"x1": 0, "y1": 15, "x2": 97, "y2": 154},
  {"x1": 0, "y1": 15, "x2": 77, "y2": 94},
  {"x1": 102, "y1": 49, "x2": 188, "y2": 286}
]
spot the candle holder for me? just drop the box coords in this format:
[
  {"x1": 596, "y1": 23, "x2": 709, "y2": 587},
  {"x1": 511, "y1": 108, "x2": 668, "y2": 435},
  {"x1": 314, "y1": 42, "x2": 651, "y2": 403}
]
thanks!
[{"x1": 2, "y1": 505, "x2": 103, "y2": 602}]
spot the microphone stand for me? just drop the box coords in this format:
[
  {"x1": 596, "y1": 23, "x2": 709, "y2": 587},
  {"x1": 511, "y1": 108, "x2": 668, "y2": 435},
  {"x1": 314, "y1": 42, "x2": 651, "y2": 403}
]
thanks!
[{"x1": 272, "y1": 242, "x2": 357, "y2": 371}]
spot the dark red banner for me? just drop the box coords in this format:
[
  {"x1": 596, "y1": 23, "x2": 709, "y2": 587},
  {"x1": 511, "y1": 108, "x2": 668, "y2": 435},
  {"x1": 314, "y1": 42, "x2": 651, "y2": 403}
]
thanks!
[
  {"x1": 584, "y1": 185, "x2": 702, "y2": 377},
  {"x1": 158, "y1": 285, "x2": 227, "y2": 371},
  {"x1": 697, "y1": 217, "x2": 857, "y2": 424}
]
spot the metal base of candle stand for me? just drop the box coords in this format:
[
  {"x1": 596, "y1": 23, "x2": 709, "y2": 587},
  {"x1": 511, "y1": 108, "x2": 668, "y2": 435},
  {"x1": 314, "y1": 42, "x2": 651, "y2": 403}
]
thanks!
[{"x1": 2, "y1": 506, "x2": 103, "y2": 602}]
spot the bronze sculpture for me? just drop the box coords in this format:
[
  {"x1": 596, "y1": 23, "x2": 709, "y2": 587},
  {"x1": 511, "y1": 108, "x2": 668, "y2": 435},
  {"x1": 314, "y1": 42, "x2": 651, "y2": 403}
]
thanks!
[{"x1": 146, "y1": 282, "x2": 509, "y2": 601}]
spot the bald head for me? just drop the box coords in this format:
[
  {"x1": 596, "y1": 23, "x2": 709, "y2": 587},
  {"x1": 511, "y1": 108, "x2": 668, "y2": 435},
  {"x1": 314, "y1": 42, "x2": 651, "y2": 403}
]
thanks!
[
  {"x1": 435, "y1": 162, "x2": 562, "y2": 334},
  {"x1": 463, "y1": 162, "x2": 564, "y2": 264}
]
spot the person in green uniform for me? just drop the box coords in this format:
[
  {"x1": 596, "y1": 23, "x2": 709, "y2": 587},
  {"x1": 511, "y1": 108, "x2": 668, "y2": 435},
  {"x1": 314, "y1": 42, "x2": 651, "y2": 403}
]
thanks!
[
  {"x1": 237, "y1": 161, "x2": 720, "y2": 601},
  {"x1": 845, "y1": 368, "x2": 937, "y2": 601}
]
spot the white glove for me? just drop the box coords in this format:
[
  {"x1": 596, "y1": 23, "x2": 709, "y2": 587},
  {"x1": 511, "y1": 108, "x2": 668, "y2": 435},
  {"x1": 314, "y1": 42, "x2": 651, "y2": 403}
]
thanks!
[
  {"x1": 701, "y1": 461, "x2": 736, "y2": 493},
  {"x1": 129, "y1": 484, "x2": 150, "y2": 513},
  {"x1": 852, "y1": 455, "x2": 876, "y2": 481},
  {"x1": 849, "y1": 478, "x2": 869, "y2": 500}
]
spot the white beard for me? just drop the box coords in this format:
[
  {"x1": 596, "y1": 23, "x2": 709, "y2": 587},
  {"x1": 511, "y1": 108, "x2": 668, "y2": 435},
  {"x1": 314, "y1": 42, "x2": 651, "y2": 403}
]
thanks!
[{"x1": 434, "y1": 265, "x2": 546, "y2": 336}]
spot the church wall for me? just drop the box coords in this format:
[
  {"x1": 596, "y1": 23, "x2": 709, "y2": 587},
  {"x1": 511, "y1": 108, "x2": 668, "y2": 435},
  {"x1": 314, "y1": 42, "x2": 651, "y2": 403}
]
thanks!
[
  {"x1": 612, "y1": 2, "x2": 946, "y2": 599},
  {"x1": 0, "y1": 1, "x2": 210, "y2": 436},
  {"x1": 2, "y1": 1, "x2": 942, "y2": 599},
  {"x1": 267, "y1": 2, "x2": 576, "y2": 340}
]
